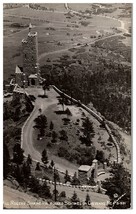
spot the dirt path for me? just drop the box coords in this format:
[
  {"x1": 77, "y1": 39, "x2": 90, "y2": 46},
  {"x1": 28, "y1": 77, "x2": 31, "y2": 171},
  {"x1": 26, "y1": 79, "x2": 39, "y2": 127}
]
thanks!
[{"x1": 38, "y1": 32, "x2": 123, "y2": 61}]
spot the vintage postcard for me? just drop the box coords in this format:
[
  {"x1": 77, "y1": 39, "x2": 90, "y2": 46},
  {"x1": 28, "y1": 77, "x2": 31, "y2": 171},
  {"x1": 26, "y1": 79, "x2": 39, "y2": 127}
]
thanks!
[{"x1": 3, "y1": 2, "x2": 132, "y2": 209}]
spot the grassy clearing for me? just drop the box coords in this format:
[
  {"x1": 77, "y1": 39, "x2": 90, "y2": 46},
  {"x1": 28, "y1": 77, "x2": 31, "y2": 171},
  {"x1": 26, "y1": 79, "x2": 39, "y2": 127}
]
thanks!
[
  {"x1": 32, "y1": 89, "x2": 117, "y2": 165},
  {"x1": 3, "y1": 5, "x2": 122, "y2": 81}
]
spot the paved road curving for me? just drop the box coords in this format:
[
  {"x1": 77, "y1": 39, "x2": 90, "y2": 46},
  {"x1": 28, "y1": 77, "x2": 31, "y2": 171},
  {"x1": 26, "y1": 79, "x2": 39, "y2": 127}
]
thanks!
[{"x1": 21, "y1": 87, "x2": 78, "y2": 175}]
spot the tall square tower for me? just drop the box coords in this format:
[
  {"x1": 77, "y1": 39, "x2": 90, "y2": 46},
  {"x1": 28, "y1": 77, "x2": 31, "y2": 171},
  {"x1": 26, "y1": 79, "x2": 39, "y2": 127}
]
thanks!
[{"x1": 22, "y1": 31, "x2": 39, "y2": 77}]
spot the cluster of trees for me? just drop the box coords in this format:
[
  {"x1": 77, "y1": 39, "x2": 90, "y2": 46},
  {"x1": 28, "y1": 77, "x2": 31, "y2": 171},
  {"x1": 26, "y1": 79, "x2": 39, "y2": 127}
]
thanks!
[
  {"x1": 4, "y1": 94, "x2": 33, "y2": 122},
  {"x1": 41, "y1": 54, "x2": 131, "y2": 132},
  {"x1": 4, "y1": 141, "x2": 93, "y2": 207},
  {"x1": 5, "y1": 142, "x2": 130, "y2": 209},
  {"x1": 80, "y1": 117, "x2": 95, "y2": 146},
  {"x1": 66, "y1": 191, "x2": 91, "y2": 209},
  {"x1": 33, "y1": 114, "x2": 48, "y2": 138},
  {"x1": 102, "y1": 163, "x2": 131, "y2": 209},
  {"x1": 3, "y1": 143, "x2": 54, "y2": 199},
  {"x1": 33, "y1": 113, "x2": 70, "y2": 143},
  {"x1": 95, "y1": 36, "x2": 131, "y2": 63},
  {"x1": 58, "y1": 145, "x2": 97, "y2": 166}
]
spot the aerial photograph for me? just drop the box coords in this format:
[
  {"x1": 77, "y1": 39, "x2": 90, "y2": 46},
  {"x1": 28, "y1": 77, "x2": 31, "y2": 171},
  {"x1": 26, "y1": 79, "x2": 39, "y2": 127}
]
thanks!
[{"x1": 3, "y1": 2, "x2": 131, "y2": 209}]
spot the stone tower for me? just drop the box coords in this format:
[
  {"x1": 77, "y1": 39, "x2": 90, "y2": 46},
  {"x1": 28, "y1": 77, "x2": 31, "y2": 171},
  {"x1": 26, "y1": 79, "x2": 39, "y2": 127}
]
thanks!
[
  {"x1": 22, "y1": 23, "x2": 40, "y2": 80},
  {"x1": 92, "y1": 159, "x2": 98, "y2": 179},
  {"x1": 14, "y1": 23, "x2": 42, "y2": 87}
]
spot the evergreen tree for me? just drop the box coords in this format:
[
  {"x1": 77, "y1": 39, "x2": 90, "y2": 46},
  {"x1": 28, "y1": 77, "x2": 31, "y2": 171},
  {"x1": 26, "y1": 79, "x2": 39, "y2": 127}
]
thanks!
[
  {"x1": 41, "y1": 149, "x2": 48, "y2": 165},
  {"x1": 85, "y1": 193, "x2": 91, "y2": 205},
  {"x1": 102, "y1": 163, "x2": 131, "y2": 209},
  {"x1": 50, "y1": 121, "x2": 54, "y2": 130},
  {"x1": 12, "y1": 164, "x2": 23, "y2": 183},
  {"x1": 13, "y1": 143, "x2": 24, "y2": 164},
  {"x1": 51, "y1": 131, "x2": 58, "y2": 143},
  {"x1": 96, "y1": 150, "x2": 105, "y2": 163},
  {"x1": 22, "y1": 161, "x2": 31, "y2": 179},
  {"x1": 26, "y1": 154, "x2": 32, "y2": 165},
  {"x1": 34, "y1": 114, "x2": 47, "y2": 130},
  {"x1": 35, "y1": 162, "x2": 41, "y2": 171},
  {"x1": 59, "y1": 130, "x2": 68, "y2": 141},
  {"x1": 64, "y1": 170, "x2": 71, "y2": 183},
  {"x1": 54, "y1": 169, "x2": 60, "y2": 182},
  {"x1": 28, "y1": 176, "x2": 41, "y2": 194},
  {"x1": 39, "y1": 181, "x2": 51, "y2": 199},
  {"x1": 40, "y1": 128, "x2": 45, "y2": 137},
  {"x1": 34, "y1": 114, "x2": 47, "y2": 138},
  {"x1": 71, "y1": 172, "x2": 80, "y2": 185},
  {"x1": 82, "y1": 117, "x2": 95, "y2": 139},
  {"x1": 13, "y1": 107, "x2": 20, "y2": 121},
  {"x1": 50, "y1": 160, "x2": 55, "y2": 168},
  {"x1": 59, "y1": 191, "x2": 66, "y2": 198},
  {"x1": 71, "y1": 191, "x2": 82, "y2": 209}
]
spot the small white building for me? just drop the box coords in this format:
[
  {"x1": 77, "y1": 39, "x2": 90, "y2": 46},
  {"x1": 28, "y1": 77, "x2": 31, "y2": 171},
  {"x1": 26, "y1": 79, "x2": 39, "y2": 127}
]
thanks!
[
  {"x1": 78, "y1": 165, "x2": 92, "y2": 183},
  {"x1": 78, "y1": 160, "x2": 98, "y2": 183}
]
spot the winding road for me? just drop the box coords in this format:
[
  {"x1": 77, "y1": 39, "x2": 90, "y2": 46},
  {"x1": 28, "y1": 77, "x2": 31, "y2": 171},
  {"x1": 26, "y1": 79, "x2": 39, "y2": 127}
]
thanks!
[{"x1": 21, "y1": 87, "x2": 78, "y2": 175}]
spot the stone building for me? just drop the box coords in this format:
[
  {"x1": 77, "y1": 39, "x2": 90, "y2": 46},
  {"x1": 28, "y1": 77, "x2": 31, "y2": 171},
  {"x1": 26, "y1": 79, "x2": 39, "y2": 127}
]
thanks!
[
  {"x1": 78, "y1": 165, "x2": 92, "y2": 183},
  {"x1": 78, "y1": 159, "x2": 98, "y2": 183}
]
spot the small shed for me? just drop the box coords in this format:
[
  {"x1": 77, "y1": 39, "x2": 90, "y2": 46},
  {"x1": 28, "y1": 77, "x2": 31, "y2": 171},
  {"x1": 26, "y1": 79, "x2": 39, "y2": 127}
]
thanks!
[{"x1": 28, "y1": 74, "x2": 39, "y2": 86}]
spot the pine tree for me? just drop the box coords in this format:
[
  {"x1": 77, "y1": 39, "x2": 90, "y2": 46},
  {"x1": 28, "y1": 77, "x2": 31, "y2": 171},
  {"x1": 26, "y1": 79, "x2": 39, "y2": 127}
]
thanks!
[
  {"x1": 28, "y1": 176, "x2": 41, "y2": 194},
  {"x1": 54, "y1": 169, "x2": 60, "y2": 182},
  {"x1": 22, "y1": 161, "x2": 31, "y2": 179},
  {"x1": 59, "y1": 129, "x2": 68, "y2": 141},
  {"x1": 35, "y1": 162, "x2": 41, "y2": 171},
  {"x1": 71, "y1": 191, "x2": 82, "y2": 209},
  {"x1": 102, "y1": 163, "x2": 131, "y2": 209},
  {"x1": 41, "y1": 149, "x2": 48, "y2": 165},
  {"x1": 50, "y1": 121, "x2": 54, "y2": 130},
  {"x1": 12, "y1": 164, "x2": 23, "y2": 183},
  {"x1": 51, "y1": 131, "x2": 58, "y2": 143},
  {"x1": 85, "y1": 193, "x2": 91, "y2": 205},
  {"x1": 64, "y1": 170, "x2": 71, "y2": 183},
  {"x1": 27, "y1": 154, "x2": 32, "y2": 165},
  {"x1": 34, "y1": 114, "x2": 47, "y2": 130},
  {"x1": 82, "y1": 117, "x2": 95, "y2": 140},
  {"x1": 71, "y1": 172, "x2": 80, "y2": 185},
  {"x1": 50, "y1": 160, "x2": 55, "y2": 168},
  {"x1": 13, "y1": 143, "x2": 24, "y2": 164},
  {"x1": 40, "y1": 181, "x2": 51, "y2": 199}
]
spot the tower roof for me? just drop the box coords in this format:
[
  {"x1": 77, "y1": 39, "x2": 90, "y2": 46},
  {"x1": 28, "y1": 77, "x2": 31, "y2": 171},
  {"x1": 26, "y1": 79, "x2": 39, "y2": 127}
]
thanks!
[{"x1": 15, "y1": 65, "x2": 23, "y2": 74}]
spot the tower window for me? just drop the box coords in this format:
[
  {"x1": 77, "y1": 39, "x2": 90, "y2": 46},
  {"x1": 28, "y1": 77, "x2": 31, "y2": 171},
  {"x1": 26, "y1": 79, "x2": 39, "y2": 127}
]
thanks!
[
  {"x1": 25, "y1": 54, "x2": 27, "y2": 59},
  {"x1": 32, "y1": 56, "x2": 34, "y2": 61}
]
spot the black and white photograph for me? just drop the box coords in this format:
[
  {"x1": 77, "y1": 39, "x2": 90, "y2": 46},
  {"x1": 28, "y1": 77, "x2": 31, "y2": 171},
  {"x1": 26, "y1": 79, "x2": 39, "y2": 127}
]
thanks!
[{"x1": 3, "y1": 1, "x2": 132, "y2": 209}]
